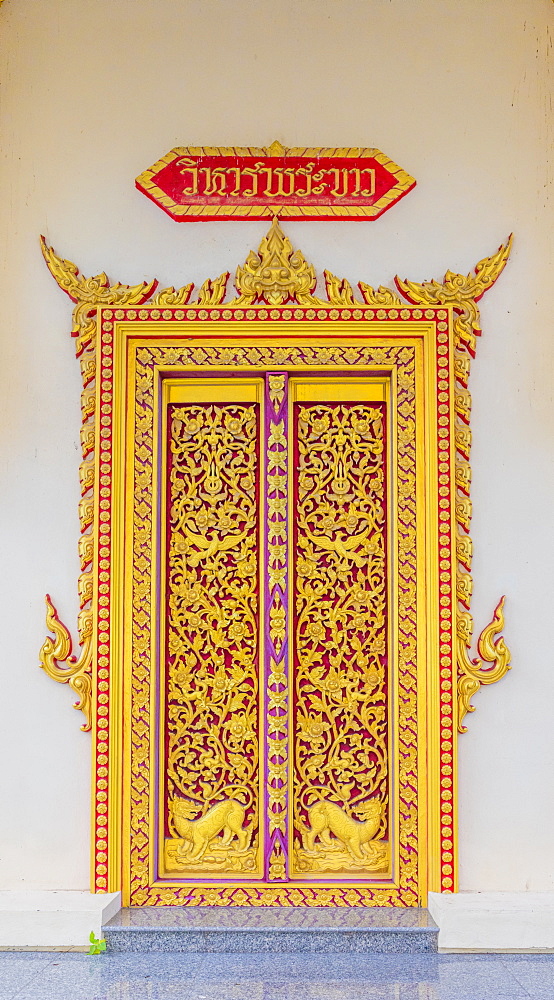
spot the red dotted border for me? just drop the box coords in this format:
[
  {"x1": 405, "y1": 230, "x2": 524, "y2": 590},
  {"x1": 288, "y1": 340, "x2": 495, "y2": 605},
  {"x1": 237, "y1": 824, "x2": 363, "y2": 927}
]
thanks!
[
  {"x1": 93, "y1": 322, "x2": 114, "y2": 892},
  {"x1": 102, "y1": 305, "x2": 436, "y2": 324},
  {"x1": 434, "y1": 313, "x2": 456, "y2": 892},
  {"x1": 93, "y1": 304, "x2": 456, "y2": 896}
]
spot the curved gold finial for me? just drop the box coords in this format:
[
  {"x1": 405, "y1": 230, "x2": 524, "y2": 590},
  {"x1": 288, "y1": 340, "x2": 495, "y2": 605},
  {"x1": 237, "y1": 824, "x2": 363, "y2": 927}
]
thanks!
[
  {"x1": 40, "y1": 236, "x2": 158, "y2": 354},
  {"x1": 395, "y1": 237, "x2": 513, "y2": 731},
  {"x1": 395, "y1": 235, "x2": 513, "y2": 355},
  {"x1": 457, "y1": 597, "x2": 511, "y2": 732},
  {"x1": 233, "y1": 217, "x2": 318, "y2": 306},
  {"x1": 39, "y1": 595, "x2": 93, "y2": 731}
]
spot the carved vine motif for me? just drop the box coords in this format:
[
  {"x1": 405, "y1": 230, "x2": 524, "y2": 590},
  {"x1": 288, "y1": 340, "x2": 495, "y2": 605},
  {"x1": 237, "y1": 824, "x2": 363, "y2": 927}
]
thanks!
[
  {"x1": 164, "y1": 403, "x2": 259, "y2": 873},
  {"x1": 41, "y1": 221, "x2": 511, "y2": 738},
  {"x1": 129, "y1": 341, "x2": 419, "y2": 906},
  {"x1": 293, "y1": 403, "x2": 389, "y2": 874}
]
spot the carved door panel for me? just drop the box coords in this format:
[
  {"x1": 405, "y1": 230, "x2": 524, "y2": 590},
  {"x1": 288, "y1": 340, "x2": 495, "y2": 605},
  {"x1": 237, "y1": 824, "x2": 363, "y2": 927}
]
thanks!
[
  {"x1": 158, "y1": 372, "x2": 395, "y2": 890},
  {"x1": 162, "y1": 378, "x2": 264, "y2": 880},
  {"x1": 289, "y1": 379, "x2": 389, "y2": 881}
]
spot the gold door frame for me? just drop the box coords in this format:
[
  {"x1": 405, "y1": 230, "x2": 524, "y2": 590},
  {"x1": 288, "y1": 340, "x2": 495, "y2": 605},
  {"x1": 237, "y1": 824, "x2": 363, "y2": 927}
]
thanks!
[
  {"x1": 121, "y1": 334, "x2": 422, "y2": 905},
  {"x1": 39, "y1": 220, "x2": 512, "y2": 905}
]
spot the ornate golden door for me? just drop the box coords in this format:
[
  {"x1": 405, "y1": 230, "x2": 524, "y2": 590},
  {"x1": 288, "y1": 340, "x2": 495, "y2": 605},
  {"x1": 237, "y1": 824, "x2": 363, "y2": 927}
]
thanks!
[
  {"x1": 40, "y1": 221, "x2": 512, "y2": 906},
  {"x1": 161, "y1": 374, "x2": 391, "y2": 884},
  {"x1": 131, "y1": 358, "x2": 419, "y2": 907}
]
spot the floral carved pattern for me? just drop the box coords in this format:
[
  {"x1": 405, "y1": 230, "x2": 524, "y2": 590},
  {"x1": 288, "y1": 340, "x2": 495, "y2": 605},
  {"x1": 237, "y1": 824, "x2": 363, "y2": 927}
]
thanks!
[
  {"x1": 128, "y1": 342, "x2": 418, "y2": 906},
  {"x1": 292, "y1": 404, "x2": 389, "y2": 875}
]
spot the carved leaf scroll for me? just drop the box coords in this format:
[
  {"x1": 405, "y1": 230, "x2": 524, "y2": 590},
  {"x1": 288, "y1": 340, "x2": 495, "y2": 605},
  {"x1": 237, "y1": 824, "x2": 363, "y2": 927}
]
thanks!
[
  {"x1": 40, "y1": 238, "x2": 157, "y2": 729},
  {"x1": 293, "y1": 402, "x2": 389, "y2": 874},
  {"x1": 39, "y1": 595, "x2": 93, "y2": 731}
]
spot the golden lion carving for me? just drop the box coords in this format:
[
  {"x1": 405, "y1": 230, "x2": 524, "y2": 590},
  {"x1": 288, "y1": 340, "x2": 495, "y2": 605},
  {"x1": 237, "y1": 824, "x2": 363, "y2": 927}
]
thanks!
[
  {"x1": 169, "y1": 797, "x2": 249, "y2": 862},
  {"x1": 304, "y1": 799, "x2": 383, "y2": 860}
]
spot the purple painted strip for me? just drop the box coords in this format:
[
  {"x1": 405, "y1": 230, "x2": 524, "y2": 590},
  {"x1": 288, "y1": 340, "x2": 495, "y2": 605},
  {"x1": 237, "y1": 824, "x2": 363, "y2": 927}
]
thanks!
[
  {"x1": 264, "y1": 373, "x2": 289, "y2": 880},
  {"x1": 153, "y1": 372, "x2": 165, "y2": 881}
]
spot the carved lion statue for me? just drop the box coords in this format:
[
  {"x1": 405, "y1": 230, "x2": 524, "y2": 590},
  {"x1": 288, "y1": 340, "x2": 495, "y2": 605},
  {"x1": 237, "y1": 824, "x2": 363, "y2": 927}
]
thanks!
[
  {"x1": 304, "y1": 798, "x2": 383, "y2": 860},
  {"x1": 169, "y1": 797, "x2": 249, "y2": 861}
]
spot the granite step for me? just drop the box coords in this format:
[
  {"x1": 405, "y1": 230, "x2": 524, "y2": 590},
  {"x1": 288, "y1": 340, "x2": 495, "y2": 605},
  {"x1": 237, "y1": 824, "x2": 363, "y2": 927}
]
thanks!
[{"x1": 103, "y1": 906, "x2": 438, "y2": 953}]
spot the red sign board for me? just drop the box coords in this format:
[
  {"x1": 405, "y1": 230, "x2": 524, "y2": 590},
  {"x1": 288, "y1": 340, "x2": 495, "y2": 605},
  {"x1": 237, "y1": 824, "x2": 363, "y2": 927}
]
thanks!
[{"x1": 136, "y1": 142, "x2": 415, "y2": 222}]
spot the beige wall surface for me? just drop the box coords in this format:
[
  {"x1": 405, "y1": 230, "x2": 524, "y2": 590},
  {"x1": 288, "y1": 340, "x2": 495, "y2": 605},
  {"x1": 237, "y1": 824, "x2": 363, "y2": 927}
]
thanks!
[{"x1": 0, "y1": 0, "x2": 552, "y2": 893}]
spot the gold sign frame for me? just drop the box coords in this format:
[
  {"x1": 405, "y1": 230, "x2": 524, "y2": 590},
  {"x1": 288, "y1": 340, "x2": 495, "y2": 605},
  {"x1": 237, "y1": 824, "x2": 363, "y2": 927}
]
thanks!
[
  {"x1": 135, "y1": 141, "x2": 416, "y2": 222},
  {"x1": 39, "y1": 220, "x2": 511, "y2": 905}
]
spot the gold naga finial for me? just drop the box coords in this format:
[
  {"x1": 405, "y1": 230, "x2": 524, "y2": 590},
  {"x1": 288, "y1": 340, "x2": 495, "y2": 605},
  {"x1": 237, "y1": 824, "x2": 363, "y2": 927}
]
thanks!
[
  {"x1": 396, "y1": 235, "x2": 513, "y2": 355},
  {"x1": 40, "y1": 235, "x2": 158, "y2": 354},
  {"x1": 457, "y1": 597, "x2": 511, "y2": 732}
]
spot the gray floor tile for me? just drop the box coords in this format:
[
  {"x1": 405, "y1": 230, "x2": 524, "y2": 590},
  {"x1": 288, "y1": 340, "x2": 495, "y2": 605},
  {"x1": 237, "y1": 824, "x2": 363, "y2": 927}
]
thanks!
[
  {"x1": 0, "y1": 955, "x2": 57, "y2": 999},
  {"x1": 190, "y1": 951, "x2": 441, "y2": 982},
  {"x1": 171, "y1": 983, "x2": 430, "y2": 1000},
  {"x1": 436, "y1": 993, "x2": 529, "y2": 1000},
  {"x1": 436, "y1": 956, "x2": 531, "y2": 999},
  {"x1": 8, "y1": 951, "x2": 554, "y2": 1000},
  {"x1": 10, "y1": 953, "x2": 206, "y2": 1000},
  {"x1": 502, "y1": 955, "x2": 554, "y2": 998}
]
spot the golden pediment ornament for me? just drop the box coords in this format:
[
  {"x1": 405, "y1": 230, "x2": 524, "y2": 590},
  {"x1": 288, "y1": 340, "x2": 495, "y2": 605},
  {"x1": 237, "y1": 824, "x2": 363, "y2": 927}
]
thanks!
[
  {"x1": 235, "y1": 219, "x2": 317, "y2": 305},
  {"x1": 40, "y1": 220, "x2": 511, "y2": 736}
]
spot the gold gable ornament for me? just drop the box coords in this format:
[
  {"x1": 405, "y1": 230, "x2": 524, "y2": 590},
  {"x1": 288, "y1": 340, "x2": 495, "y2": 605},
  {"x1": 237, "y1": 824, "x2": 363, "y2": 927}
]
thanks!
[{"x1": 40, "y1": 220, "x2": 512, "y2": 736}]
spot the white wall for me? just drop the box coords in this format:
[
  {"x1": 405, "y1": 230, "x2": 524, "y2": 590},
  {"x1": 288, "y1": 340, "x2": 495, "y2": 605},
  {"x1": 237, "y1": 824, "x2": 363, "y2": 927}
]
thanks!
[{"x1": 0, "y1": 0, "x2": 552, "y2": 892}]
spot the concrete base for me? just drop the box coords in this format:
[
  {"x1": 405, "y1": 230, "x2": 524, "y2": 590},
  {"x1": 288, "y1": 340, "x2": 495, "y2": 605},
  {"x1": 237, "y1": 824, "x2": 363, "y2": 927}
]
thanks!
[
  {"x1": 4, "y1": 891, "x2": 554, "y2": 952},
  {"x1": 0, "y1": 891, "x2": 121, "y2": 949},
  {"x1": 428, "y1": 891, "x2": 554, "y2": 952}
]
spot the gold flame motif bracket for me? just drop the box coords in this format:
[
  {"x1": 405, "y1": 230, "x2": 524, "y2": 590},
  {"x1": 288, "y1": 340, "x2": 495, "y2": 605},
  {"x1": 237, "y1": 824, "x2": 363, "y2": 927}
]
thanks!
[
  {"x1": 395, "y1": 237, "x2": 513, "y2": 731},
  {"x1": 39, "y1": 594, "x2": 93, "y2": 731},
  {"x1": 456, "y1": 597, "x2": 511, "y2": 732},
  {"x1": 39, "y1": 238, "x2": 157, "y2": 731},
  {"x1": 41, "y1": 220, "x2": 512, "y2": 732}
]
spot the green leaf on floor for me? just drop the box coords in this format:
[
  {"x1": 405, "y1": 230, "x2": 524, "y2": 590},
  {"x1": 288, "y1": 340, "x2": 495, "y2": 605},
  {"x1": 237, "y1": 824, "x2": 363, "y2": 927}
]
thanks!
[{"x1": 88, "y1": 931, "x2": 107, "y2": 955}]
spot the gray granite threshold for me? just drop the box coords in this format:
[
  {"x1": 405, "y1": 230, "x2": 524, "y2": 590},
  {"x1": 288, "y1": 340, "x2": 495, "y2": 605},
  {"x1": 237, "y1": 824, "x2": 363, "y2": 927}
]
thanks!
[{"x1": 103, "y1": 906, "x2": 438, "y2": 953}]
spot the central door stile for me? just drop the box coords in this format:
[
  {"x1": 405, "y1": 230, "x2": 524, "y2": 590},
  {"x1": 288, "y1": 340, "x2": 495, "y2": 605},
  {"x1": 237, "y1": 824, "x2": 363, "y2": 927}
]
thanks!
[{"x1": 264, "y1": 372, "x2": 290, "y2": 882}]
